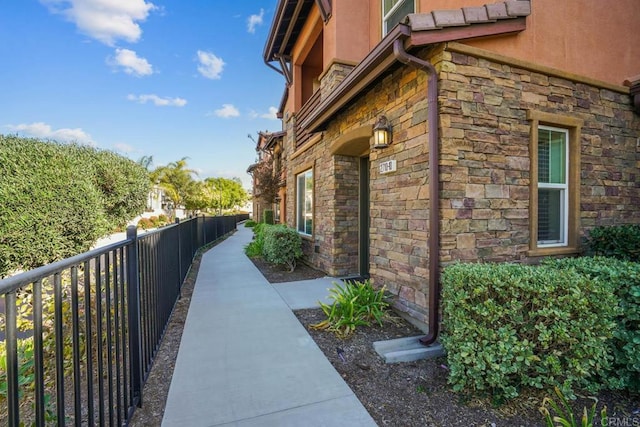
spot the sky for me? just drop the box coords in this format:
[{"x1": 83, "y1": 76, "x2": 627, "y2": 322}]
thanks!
[{"x1": 0, "y1": 0, "x2": 284, "y2": 189}]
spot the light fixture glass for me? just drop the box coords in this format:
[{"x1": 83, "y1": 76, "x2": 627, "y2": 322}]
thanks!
[{"x1": 373, "y1": 115, "x2": 391, "y2": 149}]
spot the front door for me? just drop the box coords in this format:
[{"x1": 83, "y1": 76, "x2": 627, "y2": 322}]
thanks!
[{"x1": 359, "y1": 157, "x2": 370, "y2": 278}]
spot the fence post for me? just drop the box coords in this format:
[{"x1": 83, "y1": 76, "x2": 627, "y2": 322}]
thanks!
[
  {"x1": 126, "y1": 226, "x2": 143, "y2": 408},
  {"x1": 175, "y1": 218, "x2": 182, "y2": 287},
  {"x1": 202, "y1": 214, "x2": 207, "y2": 246}
]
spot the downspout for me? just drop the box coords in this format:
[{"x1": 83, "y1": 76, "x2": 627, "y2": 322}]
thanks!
[{"x1": 392, "y1": 38, "x2": 440, "y2": 346}]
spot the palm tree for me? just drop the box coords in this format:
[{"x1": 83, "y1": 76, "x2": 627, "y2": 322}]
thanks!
[{"x1": 152, "y1": 157, "x2": 199, "y2": 216}]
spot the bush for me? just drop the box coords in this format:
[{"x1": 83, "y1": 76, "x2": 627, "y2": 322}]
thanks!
[
  {"x1": 543, "y1": 256, "x2": 640, "y2": 392},
  {"x1": 262, "y1": 225, "x2": 302, "y2": 271},
  {"x1": 263, "y1": 209, "x2": 274, "y2": 225},
  {"x1": 0, "y1": 136, "x2": 106, "y2": 278},
  {"x1": 441, "y1": 262, "x2": 618, "y2": 402},
  {"x1": 158, "y1": 214, "x2": 169, "y2": 224},
  {"x1": 245, "y1": 220, "x2": 257, "y2": 228},
  {"x1": 311, "y1": 280, "x2": 389, "y2": 338},
  {"x1": 137, "y1": 218, "x2": 154, "y2": 230},
  {"x1": 0, "y1": 135, "x2": 150, "y2": 278},
  {"x1": 244, "y1": 223, "x2": 266, "y2": 257},
  {"x1": 585, "y1": 224, "x2": 640, "y2": 262}
]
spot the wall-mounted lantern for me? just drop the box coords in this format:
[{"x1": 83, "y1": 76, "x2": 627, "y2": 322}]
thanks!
[{"x1": 372, "y1": 115, "x2": 392, "y2": 149}]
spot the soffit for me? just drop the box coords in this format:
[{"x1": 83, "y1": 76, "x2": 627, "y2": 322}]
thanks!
[{"x1": 264, "y1": 0, "x2": 315, "y2": 63}]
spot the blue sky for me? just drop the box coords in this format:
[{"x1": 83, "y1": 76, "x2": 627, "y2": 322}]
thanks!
[{"x1": 0, "y1": 0, "x2": 283, "y2": 189}]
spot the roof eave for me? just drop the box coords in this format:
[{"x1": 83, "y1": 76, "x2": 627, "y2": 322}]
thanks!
[
  {"x1": 303, "y1": 17, "x2": 527, "y2": 132},
  {"x1": 263, "y1": 0, "x2": 289, "y2": 63}
]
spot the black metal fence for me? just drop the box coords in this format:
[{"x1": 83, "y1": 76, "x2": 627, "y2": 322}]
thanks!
[{"x1": 0, "y1": 214, "x2": 248, "y2": 426}]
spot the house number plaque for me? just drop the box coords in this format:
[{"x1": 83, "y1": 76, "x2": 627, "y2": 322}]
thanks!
[{"x1": 379, "y1": 159, "x2": 397, "y2": 174}]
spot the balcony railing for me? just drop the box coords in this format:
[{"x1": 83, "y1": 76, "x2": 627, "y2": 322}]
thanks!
[
  {"x1": 0, "y1": 214, "x2": 249, "y2": 426},
  {"x1": 295, "y1": 89, "x2": 322, "y2": 148}
]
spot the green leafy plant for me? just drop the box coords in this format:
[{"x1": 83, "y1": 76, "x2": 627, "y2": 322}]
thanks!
[
  {"x1": 244, "y1": 220, "x2": 257, "y2": 228},
  {"x1": 539, "y1": 387, "x2": 607, "y2": 427},
  {"x1": 263, "y1": 209, "x2": 274, "y2": 225},
  {"x1": 441, "y1": 262, "x2": 618, "y2": 402},
  {"x1": 244, "y1": 223, "x2": 267, "y2": 257},
  {"x1": 586, "y1": 224, "x2": 640, "y2": 262},
  {"x1": 262, "y1": 225, "x2": 302, "y2": 272},
  {"x1": 312, "y1": 280, "x2": 389, "y2": 338},
  {"x1": 0, "y1": 135, "x2": 149, "y2": 278},
  {"x1": 543, "y1": 256, "x2": 640, "y2": 392}
]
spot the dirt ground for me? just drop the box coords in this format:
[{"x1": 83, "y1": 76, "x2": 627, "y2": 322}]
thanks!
[{"x1": 130, "y1": 245, "x2": 640, "y2": 427}]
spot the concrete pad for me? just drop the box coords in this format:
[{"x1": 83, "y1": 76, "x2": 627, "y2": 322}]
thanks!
[
  {"x1": 374, "y1": 336, "x2": 446, "y2": 364},
  {"x1": 271, "y1": 277, "x2": 340, "y2": 309},
  {"x1": 162, "y1": 226, "x2": 376, "y2": 427}
]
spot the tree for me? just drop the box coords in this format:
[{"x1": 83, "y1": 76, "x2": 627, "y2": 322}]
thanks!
[
  {"x1": 204, "y1": 177, "x2": 249, "y2": 215},
  {"x1": 152, "y1": 157, "x2": 199, "y2": 212},
  {"x1": 250, "y1": 158, "x2": 282, "y2": 205}
]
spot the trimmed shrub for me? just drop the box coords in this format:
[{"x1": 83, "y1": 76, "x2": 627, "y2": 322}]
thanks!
[
  {"x1": 262, "y1": 225, "x2": 302, "y2": 271},
  {"x1": 244, "y1": 220, "x2": 257, "y2": 228},
  {"x1": 441, "y1": 262, "x2": 618, "y2": 402},
  {"x1": 263, "y1": 209, "x2": 274, "y2": 225},
  {"x1": 543, "y1": 256, "x2": 640, "y2": 392},
  {"x1": 244, "y1": 223, "x2": 266, "y2": 257},
  {"x1": 0, "y1": 135, "x2": 149, "y2": 278},
  {"x1": 158, "y1": 214, "x2": 169, "y2": 224},
  {"x1": 585, "y1": 224, "x2": 640, "y2": 262},
  {"x1": 0, "y1": 136, "x2": 106, "y2": 278}
]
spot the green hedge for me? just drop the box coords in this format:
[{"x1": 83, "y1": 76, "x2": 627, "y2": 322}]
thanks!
[
  {"x1": 441, "y1": 262, "x2": 618, "y2": 401},
  {"x1": 262, "y1": 225, "x2": 302, "y2": 272},
  {"x1": 244, "y1": 223, "x2": 266, "y2": 257},
  {"x1": 0, "y1": 135, "x2": 149, "y2": 278},
  {"x1": 586, "y1": 224, "x2": 640, "y2": 262},
  {"x1": 543, "y1": 256, "x2": 640, "y2": 392}
]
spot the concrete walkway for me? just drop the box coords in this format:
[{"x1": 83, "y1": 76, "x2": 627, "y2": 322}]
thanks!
[{"x1": 162, "y1": 226, "x2": 376, "y2": 427}]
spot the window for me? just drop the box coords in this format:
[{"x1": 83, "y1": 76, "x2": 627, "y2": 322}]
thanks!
[
  {"x1": 527, "y1": 110, "x2": 583, "y2": 256},
  {"x1": 296, "y1": 169, "x2": 313, "y2": 235},
  {"x1": 537, "y1": 126, "x2": 568, "y2": 246},
  {"x1": 383, "y1": 0, "x2": 414, "y2": 35}
]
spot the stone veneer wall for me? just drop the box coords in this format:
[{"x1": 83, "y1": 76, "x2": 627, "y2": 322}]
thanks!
[
  {"x1": 437, "y1": 47, "x2": 640, "y2": 267},
  {"x1": 283, "y1": 45, "x2": 640, "y2": 325},
  {"x1": 283, "y1": 124, "x2": 361, "y2": 276},
  {"x1": 320, "y1": 61, "x2": 355, "y2": 99}
]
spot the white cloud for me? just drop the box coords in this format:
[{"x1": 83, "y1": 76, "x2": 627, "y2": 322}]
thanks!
[
  {"x1": 249, "y1": 106, "x2": 278, "y2": 120},
  {"x1": 247, "y1": 9, "x2": 264, "y2": 34},
  {"x1": 127, "y1": 94, "x2": 187, "y2": 107},
  {"x1": 6, "y1": 122, "x2": 95, "y2": 145},
  {"x1": 113, "y1": 142, "x2": 134, "y2": 153},
  {"x1": 197, "y1": 50, "x2": 224, "y2": 80},
  {"x1": 109, "y1": 48, "x2": 153, "y2": 76},
  {"x1": 261, "y1": 106, "x2": 278, "y2": 119},
  {"x1": 211, "y1": 104, "x2": 240, "y2": 118},
  {"x1": 41, "y1": 0, "x2": 156, "y2": 46}
]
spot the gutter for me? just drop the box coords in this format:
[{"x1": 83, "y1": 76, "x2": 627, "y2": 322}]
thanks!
[{"x1": 392, "y1": 38, "x2": 441, "y2": 347}]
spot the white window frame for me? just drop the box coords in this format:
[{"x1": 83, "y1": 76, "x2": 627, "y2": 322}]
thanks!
[
  {"x1": 537, "y1": 125, "x2": 569, "y2": 248},
  {"x1": 296, "y1": 169, "x2": 313, "y2": 236},
  {"x1": 382, "y1": 0, "x2": 415, "y2": 35}
]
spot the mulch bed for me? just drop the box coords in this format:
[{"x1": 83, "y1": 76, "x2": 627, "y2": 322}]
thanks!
[{"x1": 249, "y1": 256, "x2": 326, "y2": 283}]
